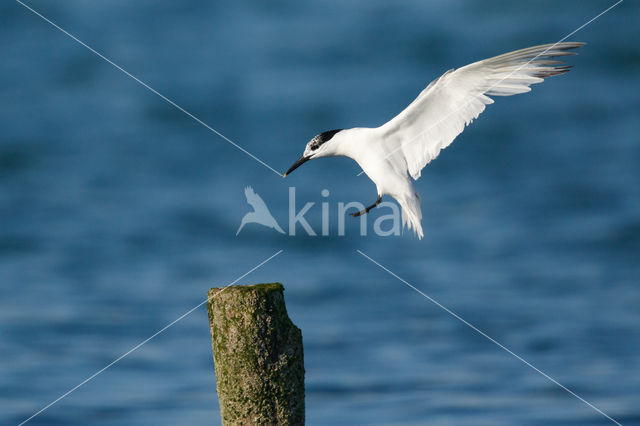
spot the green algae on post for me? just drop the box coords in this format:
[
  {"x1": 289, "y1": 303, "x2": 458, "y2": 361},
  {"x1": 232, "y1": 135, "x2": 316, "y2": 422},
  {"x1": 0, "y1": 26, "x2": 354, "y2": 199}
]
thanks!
[{"x1": 207, "y1": 283, "x2": 304, "y2": 425}]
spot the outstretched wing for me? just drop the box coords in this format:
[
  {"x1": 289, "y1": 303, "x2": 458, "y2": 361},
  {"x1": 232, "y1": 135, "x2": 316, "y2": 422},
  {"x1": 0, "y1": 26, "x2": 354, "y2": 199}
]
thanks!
[
  {"x1": 244, "y1": 186, "x2": 269, "y2": 212},
  {"x1": 379, "y1": 42, "x2": 584, "y2": 179}
]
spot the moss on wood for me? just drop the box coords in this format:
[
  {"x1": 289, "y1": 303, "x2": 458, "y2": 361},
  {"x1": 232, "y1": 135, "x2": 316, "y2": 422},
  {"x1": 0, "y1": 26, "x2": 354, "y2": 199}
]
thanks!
[{"x1": 207, "y1": 283, "x2": 304, "y2": 425}]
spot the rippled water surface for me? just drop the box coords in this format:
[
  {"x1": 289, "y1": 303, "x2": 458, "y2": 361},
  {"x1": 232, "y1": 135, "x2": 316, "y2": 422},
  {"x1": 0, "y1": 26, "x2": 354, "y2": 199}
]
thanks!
[{"x1": 2, "y1": 1, "x2": 639, "y2": 425}]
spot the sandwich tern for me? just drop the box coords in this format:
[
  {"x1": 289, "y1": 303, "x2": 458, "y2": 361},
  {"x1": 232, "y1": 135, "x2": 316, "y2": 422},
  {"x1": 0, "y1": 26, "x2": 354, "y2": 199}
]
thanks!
[{"x1": 284, "y1": 42, "x2": 585, "y2": 239}]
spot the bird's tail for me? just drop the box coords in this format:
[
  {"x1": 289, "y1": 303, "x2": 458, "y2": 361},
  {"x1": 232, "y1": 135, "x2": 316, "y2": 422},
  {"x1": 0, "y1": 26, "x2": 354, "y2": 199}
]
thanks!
[{"x1": 398, "y1": 193, "x2": 423, "y2": 239}]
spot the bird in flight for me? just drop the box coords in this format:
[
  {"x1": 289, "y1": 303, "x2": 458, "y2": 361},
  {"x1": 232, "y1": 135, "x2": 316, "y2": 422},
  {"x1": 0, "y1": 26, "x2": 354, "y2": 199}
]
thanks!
[
  {"x1": 236, "y1": 186, "x2": 285, "y2": 235},
  {"x1": 284, "y1": 42, "x2": 584, "y2": 239}
]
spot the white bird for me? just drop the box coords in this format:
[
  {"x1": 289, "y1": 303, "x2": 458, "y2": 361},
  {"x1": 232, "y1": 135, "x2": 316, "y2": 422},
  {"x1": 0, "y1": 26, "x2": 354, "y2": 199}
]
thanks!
[
  {"x1": 236, "y1": 186, "x2": 285, "y2": 235},
  {"x1": 284, "y1": 42, "x2": 584, "y2": 239}
]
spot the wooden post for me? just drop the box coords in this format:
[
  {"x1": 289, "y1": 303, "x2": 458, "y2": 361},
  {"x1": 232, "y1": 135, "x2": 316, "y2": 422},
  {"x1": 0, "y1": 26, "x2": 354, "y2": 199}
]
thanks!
[{"x1": 207, "y1": 283, "x2": 304, "y2": 425}]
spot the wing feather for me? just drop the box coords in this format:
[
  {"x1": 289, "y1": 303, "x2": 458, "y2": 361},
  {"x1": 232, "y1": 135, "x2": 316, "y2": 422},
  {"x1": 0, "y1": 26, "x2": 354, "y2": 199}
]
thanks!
[
  {"x1": 380, "y1": 42, "x2": 584, "y2": 179},
  {"x1": 245, "y1": 186, "x2": 268, "y2": 212}
]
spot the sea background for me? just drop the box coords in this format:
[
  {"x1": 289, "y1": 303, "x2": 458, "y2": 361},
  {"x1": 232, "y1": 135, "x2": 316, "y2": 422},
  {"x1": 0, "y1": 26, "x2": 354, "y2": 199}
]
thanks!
[{"x1": 1, "y1": 1, "x2": 639, "y2": 425}]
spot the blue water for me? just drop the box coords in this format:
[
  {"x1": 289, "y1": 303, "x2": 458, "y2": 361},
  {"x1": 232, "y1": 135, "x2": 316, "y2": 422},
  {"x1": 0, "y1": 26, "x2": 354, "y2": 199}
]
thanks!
[{"x1": 2, "y1": 1, "x2": 639, "y2": 424}]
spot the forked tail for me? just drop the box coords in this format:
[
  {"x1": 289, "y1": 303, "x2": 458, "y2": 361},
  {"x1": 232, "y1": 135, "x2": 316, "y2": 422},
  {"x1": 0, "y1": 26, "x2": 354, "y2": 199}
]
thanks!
[{"x1": 398, "y1": 193, "x2": 423, "y2": 239}]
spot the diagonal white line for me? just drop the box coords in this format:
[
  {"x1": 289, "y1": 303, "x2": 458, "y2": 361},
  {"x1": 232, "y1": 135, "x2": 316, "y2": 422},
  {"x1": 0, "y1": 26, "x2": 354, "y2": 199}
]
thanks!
[
  {"x1": 356, "y1": 249, "x2": 621, "y2": 425},
  {"x1": 15, "y1": 0, "x2": 283, "y2": 177},
  {"x1": 18, "y1": 249, "x2": 284, "y2": 426},
  {"x1": 356, "y1": 0, "x2": 623, "y2": 176},
  {"x1": 556, "y1": 0, "x2": 623, "y2": 42}
]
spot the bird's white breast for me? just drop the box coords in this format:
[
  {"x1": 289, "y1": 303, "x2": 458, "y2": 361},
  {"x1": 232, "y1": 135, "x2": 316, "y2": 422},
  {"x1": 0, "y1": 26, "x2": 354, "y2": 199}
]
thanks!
[{"x1": 340, "y1": 128, "x2": 414, "y2": 199}]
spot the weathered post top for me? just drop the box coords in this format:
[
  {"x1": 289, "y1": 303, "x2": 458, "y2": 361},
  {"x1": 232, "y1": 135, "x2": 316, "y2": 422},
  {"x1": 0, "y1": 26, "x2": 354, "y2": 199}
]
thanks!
[{"x1": 207, "y1": 283, "x2": 304, "y2": 425}]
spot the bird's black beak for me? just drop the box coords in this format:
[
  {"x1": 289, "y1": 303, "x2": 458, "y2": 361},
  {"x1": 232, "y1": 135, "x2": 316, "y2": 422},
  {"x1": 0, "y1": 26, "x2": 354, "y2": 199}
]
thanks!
[{"x1": 283, "y1": 155, "x2": 310, "y2": 177}]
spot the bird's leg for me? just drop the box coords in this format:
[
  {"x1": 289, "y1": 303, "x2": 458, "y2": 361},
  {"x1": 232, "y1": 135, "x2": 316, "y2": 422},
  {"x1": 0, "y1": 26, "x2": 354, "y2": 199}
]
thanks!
[{"x1": 351, "y1": 195, "x2": 382, "y2": 217}]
